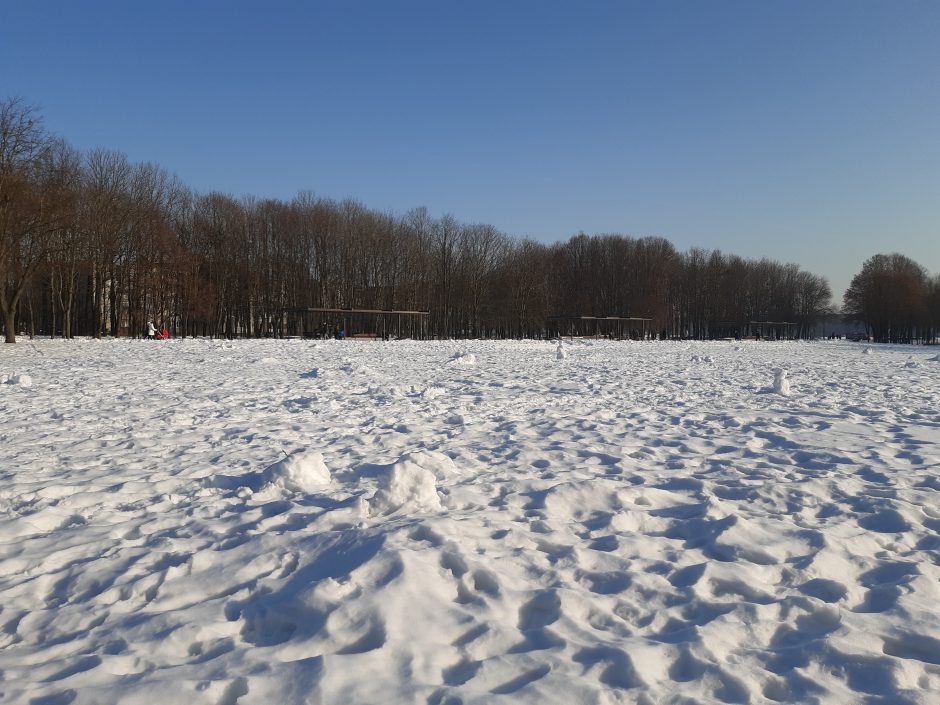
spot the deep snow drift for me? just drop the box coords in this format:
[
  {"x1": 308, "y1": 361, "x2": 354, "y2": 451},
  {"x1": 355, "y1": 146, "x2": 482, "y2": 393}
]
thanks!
[{"x1": 1, "y1": 338, "x2": 939, "y2": 705}]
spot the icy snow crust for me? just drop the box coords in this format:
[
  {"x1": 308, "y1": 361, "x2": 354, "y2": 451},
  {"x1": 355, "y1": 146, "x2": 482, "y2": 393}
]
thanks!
[{"x1": 2, "y1": 339, "x2": 939, "y2": 705}]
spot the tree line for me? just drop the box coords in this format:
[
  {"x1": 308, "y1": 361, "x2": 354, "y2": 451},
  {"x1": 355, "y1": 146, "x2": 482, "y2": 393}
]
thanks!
[{"x1": 1, "y1": 96, "x2": 894, "y2": 345}]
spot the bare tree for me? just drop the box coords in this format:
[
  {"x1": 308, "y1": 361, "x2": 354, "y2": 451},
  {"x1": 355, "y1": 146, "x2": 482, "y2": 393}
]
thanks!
[
  {"x1": 0, "y1": 99, "x2": 76, "y2": 342},
  {"x1": 844, "y1": 253, "x2": 930, "y2": 342}
]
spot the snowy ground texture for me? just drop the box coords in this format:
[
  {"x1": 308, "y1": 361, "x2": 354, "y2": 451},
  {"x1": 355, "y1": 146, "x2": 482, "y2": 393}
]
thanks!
[{"x1": 2, "y1": 338, "x2": 939, "y2": 705}]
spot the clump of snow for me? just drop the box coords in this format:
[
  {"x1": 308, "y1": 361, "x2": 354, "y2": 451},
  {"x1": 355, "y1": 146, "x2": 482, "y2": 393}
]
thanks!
[
  {"x1": 556, "y1": 343, "x2": 568, "y2": 360},
  {"x1": 2, "y1": 373, "x2": 31, "y2": 387},
  {"x1": 691, "y1": 354, "x2": 714, "y2": 363},
  {"x1": 448, "y1": 351, "x2": 476, "y2": 365},
  {"x1": 773, "y1": 368, "x2": 790, "y2": 396},
  {"x1": 369, "y1": 453, "x2": 442, "y2": 515},
  {"x1": 420, "y1": 385, "x2": 446, "y2": 399},
  {"x1": 263, "y1": 450, "x2": 331, "y2": 492},
  {"x1": 929, "y1": 353, "x2": 940, "y2": 362},
  {"x1": 394, "y1": 450, "x2": 457, "y2": 480},
  {"x1": 862, "y1": 346, "x2": 874, "y2": 355}
]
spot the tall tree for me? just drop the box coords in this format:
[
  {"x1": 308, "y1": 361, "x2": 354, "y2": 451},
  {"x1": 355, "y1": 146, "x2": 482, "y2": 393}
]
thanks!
[
  {"x1": 844, "y1": 253, "x2": 929, "y2": 343},
  {"x1": 0, "y1": 99, "x2": 75, "y2": 342}
]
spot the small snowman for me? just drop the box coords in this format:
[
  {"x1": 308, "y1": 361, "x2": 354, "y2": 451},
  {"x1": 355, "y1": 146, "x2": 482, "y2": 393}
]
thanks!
[
  {"x1": 773, "y1": 368, "x2": 790, "y2": 396},
  {"x1": 556, "y1": 343, "x2": 568, "y2": 360}
]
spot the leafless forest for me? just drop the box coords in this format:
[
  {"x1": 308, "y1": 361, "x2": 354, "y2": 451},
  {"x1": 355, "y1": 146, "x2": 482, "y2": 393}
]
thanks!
[{"x1": 2, "y1": 98, "x2": 938, "y2": 344}]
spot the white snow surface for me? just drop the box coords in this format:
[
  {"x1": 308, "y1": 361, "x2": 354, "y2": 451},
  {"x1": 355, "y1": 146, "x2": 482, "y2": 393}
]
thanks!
[{"x1": 2, "y1": 338, "x2": 940, "y2": 705}]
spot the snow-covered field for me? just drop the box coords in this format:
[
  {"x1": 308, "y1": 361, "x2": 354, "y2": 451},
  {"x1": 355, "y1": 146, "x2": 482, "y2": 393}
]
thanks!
[{"x1": 2, "y1": 338, "x2": 939, "y2": 705}]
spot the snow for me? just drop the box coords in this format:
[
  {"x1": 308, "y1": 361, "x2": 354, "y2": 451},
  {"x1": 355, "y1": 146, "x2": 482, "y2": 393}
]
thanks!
[
  {"x1": 772, "y1": 368, "x2": 791, "y2": 396},
  {"x1": 448, "y1": 351, "x2": 476, "y2": 365},
  {"x1": 368, "y1": 452, "x2": 445, "y2": 515},
  {"x1": 264, "y1": 450, "x2": 332, "y2": 493},
  {"x1": 2, "y1": 372, "x2": 31, "y2": 387},
  {"x1": 1, "y1": 338, "x2": 939, "y2": 704}
]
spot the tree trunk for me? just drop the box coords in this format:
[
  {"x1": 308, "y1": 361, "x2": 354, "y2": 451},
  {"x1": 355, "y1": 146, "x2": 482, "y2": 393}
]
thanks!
[
  {"x1": 27, "y1": 291, "x2": 35, "y2": 339},
  {"x1": 2, "y1": 306, "x2": 15, "y2": 343}
]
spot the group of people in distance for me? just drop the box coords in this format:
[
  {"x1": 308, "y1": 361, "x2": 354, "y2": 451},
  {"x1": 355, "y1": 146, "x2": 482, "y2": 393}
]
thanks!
[{"x1": 146, "y1": 321, "x2": 170, "y2": 340}]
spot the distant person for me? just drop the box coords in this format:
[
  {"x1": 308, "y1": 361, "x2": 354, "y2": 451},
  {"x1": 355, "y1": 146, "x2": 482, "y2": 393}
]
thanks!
[
  {"x1": 338, "y1": 328, "x2": 346, "y2": 340},
  {"x1": 147, "y1": 321, "x2": 156, "y2": 340}
]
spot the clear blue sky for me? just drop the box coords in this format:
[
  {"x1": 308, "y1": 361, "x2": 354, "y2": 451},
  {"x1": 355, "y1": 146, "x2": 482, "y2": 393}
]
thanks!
[{"x1": 2, "y1": 0, "x2": 938, "y2": 302}]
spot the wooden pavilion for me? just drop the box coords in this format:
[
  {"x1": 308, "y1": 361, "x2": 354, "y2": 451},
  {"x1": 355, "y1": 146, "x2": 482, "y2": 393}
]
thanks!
[
  {"x1": 709, "y1": 320, "x2": 797, "y2": 340},
  {"x1": 282, "y1": 307, "x2": 430, "y2": 340},
  {"x1": 547, "y1": 315, "x2": 653, "y2": 340}
]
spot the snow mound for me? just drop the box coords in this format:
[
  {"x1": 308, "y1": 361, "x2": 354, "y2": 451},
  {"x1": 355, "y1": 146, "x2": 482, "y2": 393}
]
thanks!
[
  {"x1": 2, "y1": 373, "x2": 32, "y2": 387},
  {"x1": 420, "y1": 385, "x2": 446, "y2": 399},
  {"x1": 691, "y1": 354, "x2": 714, "y2": 363},
  {"x1": 862, "y1": 346, "x2": 874, "y2": 355},
  {"x1": 369, "y1": 453, "x2": 442, "y2": 515},
  {"x1": 263, "y1": 450, "x2": 331, "y2": 492},
  {"x1": 556, "y1": 344, "x2": 568, "y2": 360},
  {"x1": 395, "y1": 450, "x2": 457, "y2": 480},
  {"x1": 773, "y1": 368, "x2": 790, "y2": 396},
  {"x1": 929, "y1": 353, "x2": 940, "y2": 362},
  {"x1": 448, "y1": 351, "x2": 476, "y2": 366}
]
